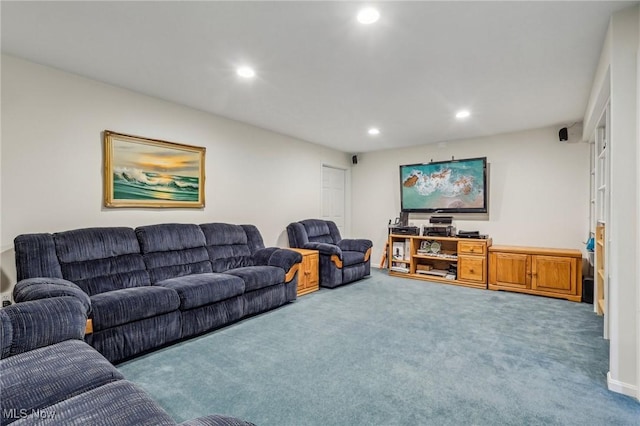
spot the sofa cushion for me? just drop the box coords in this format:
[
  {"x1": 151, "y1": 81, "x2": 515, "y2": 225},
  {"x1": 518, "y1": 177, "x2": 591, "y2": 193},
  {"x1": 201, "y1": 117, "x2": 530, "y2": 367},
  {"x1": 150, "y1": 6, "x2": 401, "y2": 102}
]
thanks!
[
  {"x1": 199, "y1": 223, "x2": 255, "y2": 272},
  {"x1": 243, "y1": 284, "x2": 287, "y2": 317},
  {"x1": 0, "y1": 340, "x2": 123, "y2": 425},
  {"x1": 208, "y1": 245, "x2": 254, "y2": 272},
  {"x1": 225, "y1": 266, "x2": 285, "y2": 292},
  {"x1": 87, "y1": 312, "x2": 181, "y2": 364},
  {"x1": 136, "y1": 224, "x2": 212, "y2": 283},
  {"x1": 90, "y1": 287, "x2": 180, "y2": 331},
  {"x1": 288, "y1": 219, "x2": 344, "y2": 247},
  {"x1": 341, "y1": 263, "x2": 367, "y2": 285},
  {"x1": 14, "y1": 233, "x2": 63, "y2": 282},
  {"x1": 342, "y1": 250, "x2": 366, "y2": 267},
  {"x1": 54, "y1": 227, "x2": 150, "y2": 296},
  {"x1": 302, "y1": 221, "x2": 334, "y2": 244},
  {"x1": 11, "y1": 380, "x2": 176, "y2": 426},
  {"x1": 180, "y1": 296, "x2": 244, "y2": 338},
  {"x1": 155, "y1": 273, "x2": 245, "y2": 310}
]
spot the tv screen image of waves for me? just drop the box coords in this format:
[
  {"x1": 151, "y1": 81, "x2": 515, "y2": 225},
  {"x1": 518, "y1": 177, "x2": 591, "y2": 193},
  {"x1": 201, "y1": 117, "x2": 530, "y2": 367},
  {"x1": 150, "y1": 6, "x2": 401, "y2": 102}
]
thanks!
[{"x1": 400, "y1": 157, "x2": 487, "y2": 213}]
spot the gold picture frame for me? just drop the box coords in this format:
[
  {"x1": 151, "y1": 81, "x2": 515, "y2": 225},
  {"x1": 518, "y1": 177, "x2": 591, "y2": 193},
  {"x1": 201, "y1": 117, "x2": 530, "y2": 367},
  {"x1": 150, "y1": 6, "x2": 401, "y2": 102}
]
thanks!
[{"x1": 103, "y1": 131, "x2": 205, "y2": 208}]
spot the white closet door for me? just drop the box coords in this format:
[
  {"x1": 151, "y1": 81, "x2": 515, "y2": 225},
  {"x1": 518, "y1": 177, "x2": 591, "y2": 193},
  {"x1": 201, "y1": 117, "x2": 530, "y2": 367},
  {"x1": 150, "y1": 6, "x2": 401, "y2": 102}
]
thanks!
[{"x1": 321, "y1": 165, "x2": 346, "y2": 236}]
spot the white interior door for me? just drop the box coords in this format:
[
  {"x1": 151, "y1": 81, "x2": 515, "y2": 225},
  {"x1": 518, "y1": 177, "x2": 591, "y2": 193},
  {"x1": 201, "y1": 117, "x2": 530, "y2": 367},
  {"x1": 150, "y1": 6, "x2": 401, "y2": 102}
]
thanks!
[{"x1": 321, "y1": 165, "x2": 346, "y2": 236}]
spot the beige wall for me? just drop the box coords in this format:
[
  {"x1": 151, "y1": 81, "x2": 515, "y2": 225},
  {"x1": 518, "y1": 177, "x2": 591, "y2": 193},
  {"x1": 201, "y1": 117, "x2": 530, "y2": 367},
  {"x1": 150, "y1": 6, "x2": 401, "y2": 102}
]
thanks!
[
  {"x1": 583, "y1": 4, "x2": 640, "y2": 400},
  {"x1": 351, "y1": 126, "x2": 590, "y2": 265},
  {"x1": 0, "y1": 56, "x2": 592, "y2": 308},
  {"x1": 0, "y1": 55, "x2": 350, "y2": 296},
  {"x1": 607, "y1": 5, "x2": 639, "y2": 399}
]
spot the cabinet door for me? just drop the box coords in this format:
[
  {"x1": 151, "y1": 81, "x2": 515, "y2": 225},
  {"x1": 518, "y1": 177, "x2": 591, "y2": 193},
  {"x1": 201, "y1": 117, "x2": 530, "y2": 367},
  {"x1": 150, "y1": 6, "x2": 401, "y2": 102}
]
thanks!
[
  {"x1": 308, "y1": 253, "x2": 319, "y2": 287},
  {"x1": 458, "y1": 255, "x2": 485, "y2": 283},
  {"x1": 489, "y1": 252, "x2": 530, "y2": 289},
  {"x1": 298, "y1": 255, "x2": 309, "y2": 292},
  {"x1": 531, "y1": 255, "x2": 576, "y2": 295}
]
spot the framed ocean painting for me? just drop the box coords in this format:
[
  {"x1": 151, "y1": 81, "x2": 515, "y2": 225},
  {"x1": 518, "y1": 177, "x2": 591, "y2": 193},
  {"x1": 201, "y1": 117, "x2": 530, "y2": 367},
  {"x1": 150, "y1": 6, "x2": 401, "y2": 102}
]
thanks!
[{"x1": 103, "y1": 131, "x2": 205, "y2": 208}]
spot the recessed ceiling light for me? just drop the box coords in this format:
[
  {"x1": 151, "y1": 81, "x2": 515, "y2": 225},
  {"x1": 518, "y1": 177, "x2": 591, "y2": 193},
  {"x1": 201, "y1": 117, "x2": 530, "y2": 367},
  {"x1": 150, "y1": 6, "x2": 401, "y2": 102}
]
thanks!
[
  {"x1": 368, "y1": 128, "x2": 380, "y2": 135},
  {"x1": 236, "y1": 66, "x2": 256, "y2": 78},
  {"x1": 455, "y1": 110, "x2": 471, "y2": 119},
  {"x1": 357, "y1": 7, "x2": 380, "y2": 25}
]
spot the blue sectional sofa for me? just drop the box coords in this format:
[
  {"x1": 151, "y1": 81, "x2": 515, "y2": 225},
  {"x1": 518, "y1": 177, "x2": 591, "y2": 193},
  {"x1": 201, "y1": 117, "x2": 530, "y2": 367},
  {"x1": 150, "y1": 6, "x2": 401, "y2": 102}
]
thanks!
[
  {"x1": 13, "y1": 222, "x2": 301, "y2": 363},
  {"x1": 0, "y1": 296, "x2": 254, "y2": 426}
]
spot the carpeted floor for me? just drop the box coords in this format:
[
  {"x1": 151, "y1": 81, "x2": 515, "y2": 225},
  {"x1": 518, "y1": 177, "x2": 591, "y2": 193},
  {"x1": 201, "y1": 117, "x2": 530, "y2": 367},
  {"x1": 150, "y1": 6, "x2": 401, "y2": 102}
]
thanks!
[{"x1": 118, "y1": 269, "x2": 640, "y2": 425}]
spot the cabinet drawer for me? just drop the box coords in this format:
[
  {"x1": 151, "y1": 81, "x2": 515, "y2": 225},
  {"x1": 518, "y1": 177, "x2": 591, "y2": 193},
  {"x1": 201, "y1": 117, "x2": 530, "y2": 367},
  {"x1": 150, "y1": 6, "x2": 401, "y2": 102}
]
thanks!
[
  {"x1": 458, "y1": 241, "x2": 486, "y2": 255},
  {"x1": 458, "y1": 255, "x2": 485, "y2": 283}
]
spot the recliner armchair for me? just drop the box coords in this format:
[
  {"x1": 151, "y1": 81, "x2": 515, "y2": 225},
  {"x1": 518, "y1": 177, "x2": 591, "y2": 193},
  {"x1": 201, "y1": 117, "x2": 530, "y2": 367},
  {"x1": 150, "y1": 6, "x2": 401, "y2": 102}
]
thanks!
[{"x1": 287, "y1": 219, "x2": 372, "y2": 288}]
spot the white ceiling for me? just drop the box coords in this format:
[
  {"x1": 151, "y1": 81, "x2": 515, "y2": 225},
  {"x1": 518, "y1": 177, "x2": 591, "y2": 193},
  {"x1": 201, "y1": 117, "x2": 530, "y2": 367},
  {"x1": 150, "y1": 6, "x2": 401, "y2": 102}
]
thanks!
[{"x1": 1, "y1": 1, "x2": 635, "y2": 153}]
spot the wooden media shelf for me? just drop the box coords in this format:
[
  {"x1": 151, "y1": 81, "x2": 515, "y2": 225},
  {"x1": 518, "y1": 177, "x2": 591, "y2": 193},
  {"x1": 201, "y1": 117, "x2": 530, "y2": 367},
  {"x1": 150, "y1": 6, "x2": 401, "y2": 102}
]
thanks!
[{"x1": 387, "y1": 234, "x2": 492, "y2": 289}]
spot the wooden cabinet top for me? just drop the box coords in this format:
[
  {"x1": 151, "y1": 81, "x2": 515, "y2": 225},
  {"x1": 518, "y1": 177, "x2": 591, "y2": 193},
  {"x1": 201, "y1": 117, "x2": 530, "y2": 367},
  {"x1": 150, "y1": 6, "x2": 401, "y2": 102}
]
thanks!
[
  {"x1": 287, "y1": 248, "x2": 319, "y2": 256},
  {"x1": 489, "y1": 245, "x2": 582, "y2": 258},
  {"x1": 390, "y1": 234, "x2": 492, "y2": 245}
]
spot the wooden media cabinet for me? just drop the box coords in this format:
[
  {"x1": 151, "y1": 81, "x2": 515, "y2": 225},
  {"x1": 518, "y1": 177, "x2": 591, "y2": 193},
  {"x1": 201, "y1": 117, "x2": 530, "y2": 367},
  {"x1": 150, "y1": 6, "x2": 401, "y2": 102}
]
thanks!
[
  {"x1": 287, "y1": 248, "x2": 320, "y2": 296},
  {"x1": 488, "y1": 245, "x2": 583, "y2": 302},
  {"x1": 387, "y1": 234, "x2": 492, "y2": 289}
]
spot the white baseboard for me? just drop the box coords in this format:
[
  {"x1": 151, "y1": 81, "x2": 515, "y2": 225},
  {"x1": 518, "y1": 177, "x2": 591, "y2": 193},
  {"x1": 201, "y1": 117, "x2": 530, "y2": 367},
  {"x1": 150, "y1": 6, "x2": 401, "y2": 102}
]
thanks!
[{"x1": 607, "y1": 372, "x2": 639, "y2": 400}]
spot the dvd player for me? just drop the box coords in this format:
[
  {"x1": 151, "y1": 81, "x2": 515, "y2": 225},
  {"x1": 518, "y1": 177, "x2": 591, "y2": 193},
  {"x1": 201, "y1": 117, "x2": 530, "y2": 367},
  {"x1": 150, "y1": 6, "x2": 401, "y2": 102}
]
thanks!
[
  {"x1": 424, "y1": 225, "x2": 456, "y2": 237},
  {"x1": 456, "y1": 231, "x2": 488, "y2": 239},
  {"x1": 429, "y1": 216, "x2": 453, "y2": 225},
  {"x1": 390, "y1": 226, "x2": 420, "y2": 236}
]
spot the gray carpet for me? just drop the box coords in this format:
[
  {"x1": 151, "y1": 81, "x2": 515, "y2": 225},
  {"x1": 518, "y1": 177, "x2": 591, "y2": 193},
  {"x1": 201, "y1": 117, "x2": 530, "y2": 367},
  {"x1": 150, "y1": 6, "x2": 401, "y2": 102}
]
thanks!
[{"x1": 118, "y1": 269, "x2": 640, "y2": 425}]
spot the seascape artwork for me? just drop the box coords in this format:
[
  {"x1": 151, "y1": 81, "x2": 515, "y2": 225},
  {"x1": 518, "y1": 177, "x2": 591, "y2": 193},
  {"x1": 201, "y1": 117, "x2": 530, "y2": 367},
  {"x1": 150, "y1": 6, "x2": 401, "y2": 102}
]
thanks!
[
  {"x1": 104, "y1": 132, "x2": 205, "y2": 208},
  {"x1": 401, "y1": 158, "x2": 485, "y2": 211}
]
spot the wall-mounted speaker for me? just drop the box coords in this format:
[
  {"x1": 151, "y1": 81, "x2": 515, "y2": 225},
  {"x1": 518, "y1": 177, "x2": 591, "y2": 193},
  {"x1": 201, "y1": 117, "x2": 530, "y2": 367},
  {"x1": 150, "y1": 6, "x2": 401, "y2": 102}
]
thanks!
[
  {"x1": 558, "y1": 127, "x2": 568, "y2": 142},
  {"x1": 352, "y1": 155, "x2": 358, "y2": 165}
]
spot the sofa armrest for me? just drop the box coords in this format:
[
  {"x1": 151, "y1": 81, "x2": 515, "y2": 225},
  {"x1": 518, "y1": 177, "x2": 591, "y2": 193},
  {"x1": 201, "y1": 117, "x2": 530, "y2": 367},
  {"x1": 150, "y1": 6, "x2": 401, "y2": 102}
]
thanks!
[
  {"x1": 13, "y1": 277, "x2": 91, "y2": 313},
  {"x1": 337, "y1": 239, "x2": 373, "y2": 253},
  {"x1": 271, "y1": 249, "x2": 302, "y2": 270},
  {"x1": 302, "y1": 242, "x2": 342, "y2": 258},
  {"x1": 253, "y1": 248, "x2": 303, "y2": 283},
  {"x1": 254, "y1": 247, "x2": 302, "y2": 269},
  {"x1": 252, "y1": 247, "x2": 279, "y2": 265},
  {"x1": 180, "y1": 414, "x2": 256, "y2": 426},
  {"x1": 0, "y1": 297, "x2": 88, "y2": 359}
]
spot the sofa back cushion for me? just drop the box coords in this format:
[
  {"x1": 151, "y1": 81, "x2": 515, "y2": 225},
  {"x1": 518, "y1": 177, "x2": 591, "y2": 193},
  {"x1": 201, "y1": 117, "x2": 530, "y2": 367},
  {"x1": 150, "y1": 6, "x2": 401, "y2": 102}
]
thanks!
[
  {"x1": 54, "y1": 227, "x2": 150, "y2": 296},
  {"x1": 300, "y1": 219, "x2": 341, "y2": 244},
  {"x1": 286, "y1": 223, "x2": 308, "y2": 248},
  {"x1": 199, "y1": 223, "x2": 256, "y2": 272},
  {"x1": 136, "y1": 224, "x2": 212, "y2": 283},
  {"x1": 14, "y1": 233, "x2": 64, "y2": 282}
]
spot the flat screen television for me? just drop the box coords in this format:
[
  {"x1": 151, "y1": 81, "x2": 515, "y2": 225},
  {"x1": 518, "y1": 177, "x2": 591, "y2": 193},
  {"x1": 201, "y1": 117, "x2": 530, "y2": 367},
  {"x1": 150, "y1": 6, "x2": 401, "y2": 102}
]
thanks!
[{"x1": 400, "y1": 157, "x2": 488, "y2": 214}]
